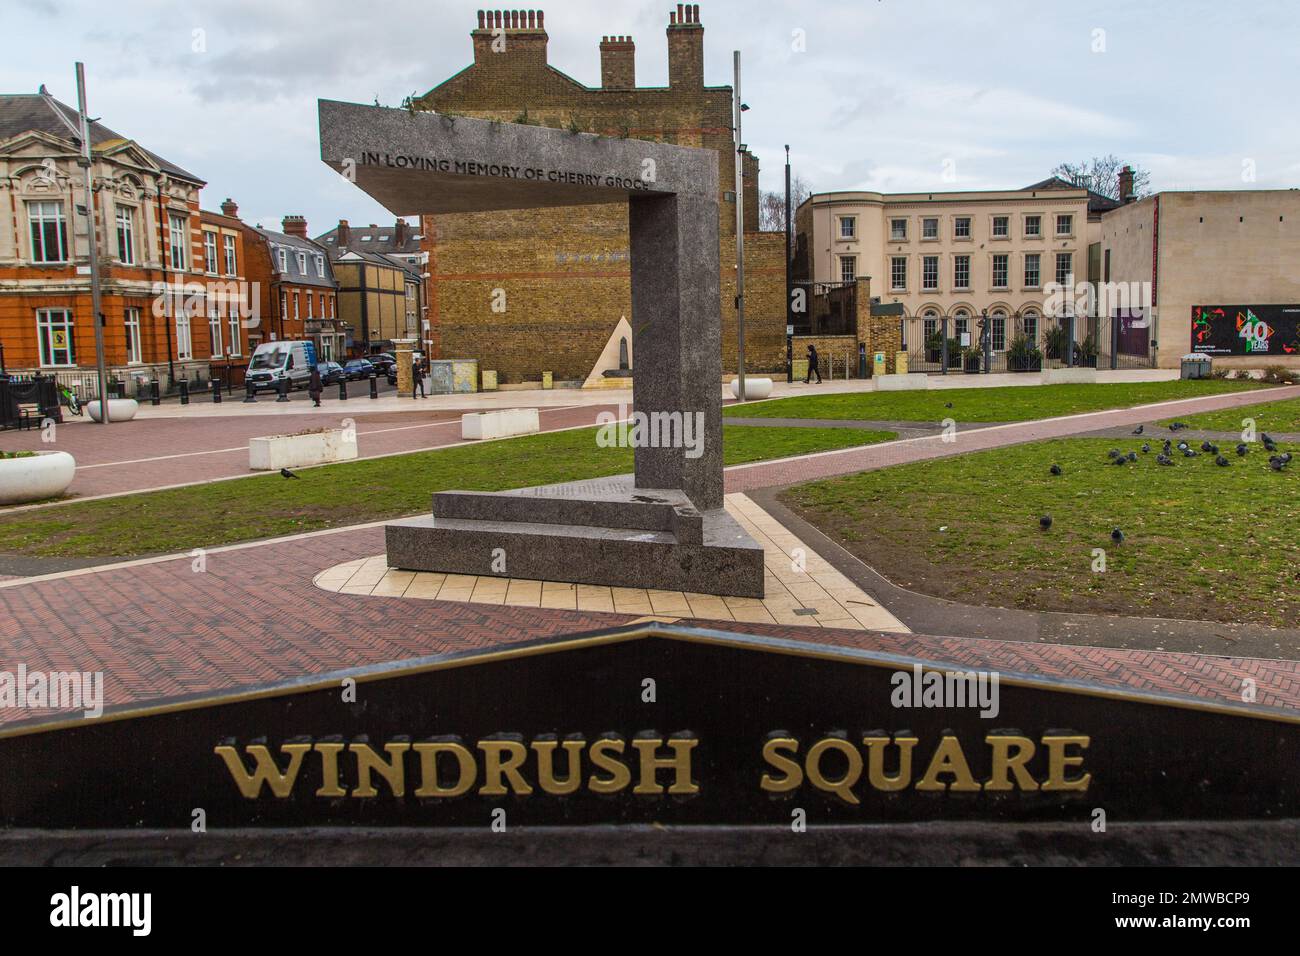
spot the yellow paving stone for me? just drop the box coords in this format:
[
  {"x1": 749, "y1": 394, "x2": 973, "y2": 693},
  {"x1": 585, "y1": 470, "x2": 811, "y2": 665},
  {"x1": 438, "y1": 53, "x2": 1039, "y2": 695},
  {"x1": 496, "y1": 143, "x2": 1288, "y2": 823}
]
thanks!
[
  {"x1": 729, "y1": 605, "x2": 778, "y2": 624},
  {"x1": 539, "y1": 587, "x2": 578, "y2": 609},
  {"x1": 441, "y1": 573, "x2": 479, "y2": 590},
  {"x1": 404, "y1": 574, "x2": 447, "y2": 599},
  {"x1": 339, "y1": 584, "x2": 377, "y2": 595},
  {"x1": 504, "y1": 579, "x2": 543, "y2": 607},
  {"x1": 575, "y1": 586, "x2": 616, "y2": 612},
  {"x1": 435, "y1": 589, "x2": 475, "y2": 603}
]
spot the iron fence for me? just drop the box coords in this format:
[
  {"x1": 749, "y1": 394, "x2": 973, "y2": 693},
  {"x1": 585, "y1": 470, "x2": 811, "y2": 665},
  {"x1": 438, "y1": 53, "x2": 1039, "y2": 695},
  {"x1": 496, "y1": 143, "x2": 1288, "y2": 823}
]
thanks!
[{"x1": 0, "y1": 375, "x2": 61, "y2": 430}]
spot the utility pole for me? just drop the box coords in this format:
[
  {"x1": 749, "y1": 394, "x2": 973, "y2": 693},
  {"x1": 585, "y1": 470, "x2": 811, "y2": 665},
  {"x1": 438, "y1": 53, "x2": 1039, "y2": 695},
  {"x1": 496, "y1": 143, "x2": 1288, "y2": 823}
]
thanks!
[
  {"x1": 732, "y1": 50, "x2": 746, "y2": 402},
  {"x1": 75, "y1": 64, "x2": 109, "y2": 422},
  {"x1": 784, "y1": 144, "x2": 792, "y2": 383}
]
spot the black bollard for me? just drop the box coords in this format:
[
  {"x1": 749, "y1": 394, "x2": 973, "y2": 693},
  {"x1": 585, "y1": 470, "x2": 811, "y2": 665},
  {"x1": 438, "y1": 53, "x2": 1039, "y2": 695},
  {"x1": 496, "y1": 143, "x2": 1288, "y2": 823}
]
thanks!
[
  {"x1": 276, "y1": 378, "x2": 289, "y2": 402},
  {"x1": 369, "y1": 371, "x2": 378, "y2": 399},
  {"x1": 211, "y1": 378, "x2": 222, "y2": 403},
  {"x1": 338, "y1": 378, "x2": 348, "y2": 401},
  {"x1": 243, "y1": 381, "x2": 257, "y2": 403},
  {"x1": 178, "y1": 378, "x2": 189, "y2": 405},
  {"x1": 150, "y1": 379, "x2": 161, "y2": 406}
]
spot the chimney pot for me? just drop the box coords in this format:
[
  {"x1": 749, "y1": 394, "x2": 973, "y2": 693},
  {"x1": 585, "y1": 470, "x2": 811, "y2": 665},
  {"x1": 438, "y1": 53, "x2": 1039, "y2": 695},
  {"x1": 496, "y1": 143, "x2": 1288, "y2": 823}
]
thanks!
[
  {"x1": 281, "y1": 214, "x2": 308, "y2": 238},
  {"x1": 220, "y1": 197, "x2": 239, "y2": 218},
  {"x1": 477, "y1": 9, "x2": 485, "y2": 27}
]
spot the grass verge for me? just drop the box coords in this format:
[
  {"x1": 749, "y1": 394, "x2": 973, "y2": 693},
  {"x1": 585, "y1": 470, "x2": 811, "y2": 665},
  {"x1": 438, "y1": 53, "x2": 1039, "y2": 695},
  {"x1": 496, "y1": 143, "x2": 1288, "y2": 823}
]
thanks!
[
  {"x1": 0, "y1": 424, "x2": 894, "y2": 559},
  {"x1": 1158, "y1": 396, "x2": 1300, "y2": 434},
  {"x1": 724, "y1": 379, "x2": 1270, "y2": 423},
  {"x1": 781, "y1": 435, "x2": 1299, "y2": 627}
]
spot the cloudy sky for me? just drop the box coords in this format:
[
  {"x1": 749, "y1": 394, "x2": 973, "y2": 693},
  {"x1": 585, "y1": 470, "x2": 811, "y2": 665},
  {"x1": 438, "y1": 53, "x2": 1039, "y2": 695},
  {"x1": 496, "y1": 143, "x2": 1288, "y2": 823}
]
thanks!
[{"x1": 11, "y1": 0, "x2": 1298, "y2": 233}]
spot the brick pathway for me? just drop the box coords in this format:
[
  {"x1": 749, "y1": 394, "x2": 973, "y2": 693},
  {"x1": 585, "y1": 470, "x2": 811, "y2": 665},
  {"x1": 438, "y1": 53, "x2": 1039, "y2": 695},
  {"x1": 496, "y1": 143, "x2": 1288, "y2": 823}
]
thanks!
[{"x1": 3, "y1": 383, "x2": 1299, "y2": 726}]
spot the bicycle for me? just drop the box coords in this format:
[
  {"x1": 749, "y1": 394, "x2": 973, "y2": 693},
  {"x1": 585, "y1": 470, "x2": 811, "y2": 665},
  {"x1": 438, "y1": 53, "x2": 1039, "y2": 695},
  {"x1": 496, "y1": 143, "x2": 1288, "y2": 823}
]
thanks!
[{"x1": 56, "y1": 383, "x2": 82, "y2": 416}]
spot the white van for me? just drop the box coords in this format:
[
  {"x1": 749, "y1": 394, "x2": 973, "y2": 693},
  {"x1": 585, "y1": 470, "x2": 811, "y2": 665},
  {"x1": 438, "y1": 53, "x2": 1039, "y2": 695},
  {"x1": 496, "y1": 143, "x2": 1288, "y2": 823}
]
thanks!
[{"x1": 246, "y1": 340, "x2": 317, "y2": 394}]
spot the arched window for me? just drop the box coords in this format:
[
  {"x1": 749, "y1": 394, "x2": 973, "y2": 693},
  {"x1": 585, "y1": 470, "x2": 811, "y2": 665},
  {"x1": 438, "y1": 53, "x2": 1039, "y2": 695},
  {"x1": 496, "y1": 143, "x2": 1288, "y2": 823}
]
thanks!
[
  {"x1": 1022, "y1": 309, "x2": 1039, "y2": 343},
  {"x1": 991, "y1": 309, "x2": 1008, "y2": 351},
  {"x1": 953, "y1": 309, "x2": 970, "y2": 342},
  {"x1": 922, "y1": 309, "x2": 939, "y2": 340}
]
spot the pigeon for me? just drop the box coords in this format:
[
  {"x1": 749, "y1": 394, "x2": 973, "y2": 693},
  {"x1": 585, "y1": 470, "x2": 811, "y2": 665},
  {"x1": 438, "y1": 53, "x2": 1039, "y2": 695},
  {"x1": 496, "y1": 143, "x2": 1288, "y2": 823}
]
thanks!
[
  {"x1": 1183, "y1": 448, "x2": 1198, "y2": 458},
  {"x1": 1111, "y1": 528, "x2": 1125, "y2": 544},
  {"x1": 1108, "y1": 449, "x2": 1122, "y2": 459},
  {"x1": 1283, "y1": 453, "x2": 1294, "y2": 464},
  {"x1": 1039, "y1": 515, "x2": 1053, "y2": 531},
  {"x1": 1050, "y1": 464, "x2": 1062, "y2": 475},
  {"x1": 1163, "y1": 440, "x2": 1173, "y2": 455},
  {"x1": 944, "y1": 402, "x2": 953, "y2": 409},
  {"x1": 1126, "y1": 451, "x2": 1138, "y2": 462},
  {"x1": 1209, "y1": 444, "x2": 1219, "y2": 455},
  {"x1": 1141, "y1": 443, "x2": 1151, "y2": 453},
  {"x1": 280, "y1": 468, "x2": 299, "y2": 479},
  {"x1": 1113, "y1": 456, "x2": 1128, "y2": 466},
  {"x1": 1269, "y1": 457, "x2": 1285, "y2": 471},
  {"x1": 1262, "y1": 432, "x2": 1275, "y2": 445},
  {"x1": 1236, "y1": 443, "x2": 1248, "y2": 457},
  {"x1": 1215, "y1": 454, "x2": 1229, "y2": 467},
  {"x1": 1156, "y1": 454, "x2": 1174, "y2": 466},
  {"x1": 1201, "y1": 441, "x2": 1214, "y2": 453},
  {"x1": 1132, "y1": 425, "x2": 1144, "y2": 435},
  {"x1": 1177, "y1": 441, "x2": 1189, "y2": 451},
  {"x1": 1264, "y1": 440, "x2": 1278, "y2": 453}
]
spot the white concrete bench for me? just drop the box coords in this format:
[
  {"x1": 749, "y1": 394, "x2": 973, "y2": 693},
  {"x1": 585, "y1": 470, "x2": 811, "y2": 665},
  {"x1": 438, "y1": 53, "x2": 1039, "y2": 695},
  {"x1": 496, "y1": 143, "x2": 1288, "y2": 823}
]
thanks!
[
  {"x1": 461, "y1": 408, "x2": 540, "y2": 440},
  {"x1": 874, "y1": 373, "x2": 929, "y2": 391}
]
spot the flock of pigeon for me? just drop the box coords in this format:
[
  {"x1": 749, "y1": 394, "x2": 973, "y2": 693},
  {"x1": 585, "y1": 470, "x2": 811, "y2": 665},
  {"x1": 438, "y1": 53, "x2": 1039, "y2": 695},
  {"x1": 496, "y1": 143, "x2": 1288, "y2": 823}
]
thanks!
[{"x1": 1038, "y1": 421, "x2": 1293, "y2": 539}]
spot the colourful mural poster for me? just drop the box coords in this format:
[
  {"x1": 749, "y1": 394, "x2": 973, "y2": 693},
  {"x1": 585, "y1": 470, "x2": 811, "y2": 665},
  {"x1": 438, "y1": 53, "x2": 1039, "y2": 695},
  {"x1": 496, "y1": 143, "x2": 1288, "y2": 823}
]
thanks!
[{"x1": 1191, "y1": 305, "x2": 1300, "y2": 355}]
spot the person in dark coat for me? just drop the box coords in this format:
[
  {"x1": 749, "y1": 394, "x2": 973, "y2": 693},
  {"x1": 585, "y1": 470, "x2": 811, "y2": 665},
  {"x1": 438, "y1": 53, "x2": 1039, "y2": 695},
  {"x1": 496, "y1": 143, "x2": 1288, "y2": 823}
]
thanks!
[
  {"x1": 412, "y1": 354, "x2": 426, "y2": 399},
  {"x1": 308, "y1": 365, "x2": 323, "y2": 407},
  {"x1": 805, "y1": 343, "x2": 822, "y2": 384}
]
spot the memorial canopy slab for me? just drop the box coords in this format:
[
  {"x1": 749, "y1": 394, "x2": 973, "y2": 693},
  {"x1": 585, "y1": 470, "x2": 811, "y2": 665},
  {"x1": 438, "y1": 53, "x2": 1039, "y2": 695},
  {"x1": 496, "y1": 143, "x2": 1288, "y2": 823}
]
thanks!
[{"x1": 318, "y1": 99, "x2": 757, "y2": 597}]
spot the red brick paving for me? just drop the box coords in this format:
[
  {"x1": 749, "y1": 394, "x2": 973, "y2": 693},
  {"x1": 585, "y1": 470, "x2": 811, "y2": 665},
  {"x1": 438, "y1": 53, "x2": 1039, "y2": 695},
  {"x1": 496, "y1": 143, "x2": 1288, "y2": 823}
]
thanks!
[{"x1": 3, "y1": 384, "x2": 1299, "y2": 725}]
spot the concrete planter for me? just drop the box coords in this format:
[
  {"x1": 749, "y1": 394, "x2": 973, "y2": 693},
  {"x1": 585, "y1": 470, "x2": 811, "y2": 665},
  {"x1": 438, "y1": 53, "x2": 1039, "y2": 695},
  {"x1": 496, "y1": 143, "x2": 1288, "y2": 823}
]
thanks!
[
  {"x1": 730, "y1": 377, "x2": 773, "y2": 400},
  {"x1": 249, "y1": 428, "x2": 357, "y2": 471},
  {"x1": 875, "y1": 373, "x2": 929, "y2": 391},
  {"x1": 0, "y1": 451, "x2": 76, "y2": 504},
  {"x1": 461, "y1": 408, "x2": 540, "y2": 440},
  {"x1": 85, "y1": 398, "x2": 140, "y2": 423}
]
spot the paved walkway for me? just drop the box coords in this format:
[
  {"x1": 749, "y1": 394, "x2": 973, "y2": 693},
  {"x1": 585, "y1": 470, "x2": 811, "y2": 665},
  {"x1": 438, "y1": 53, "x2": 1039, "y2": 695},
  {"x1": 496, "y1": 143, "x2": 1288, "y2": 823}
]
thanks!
[{"x1": 3, "y1": 381, "x2": 1299, "y2": 728}]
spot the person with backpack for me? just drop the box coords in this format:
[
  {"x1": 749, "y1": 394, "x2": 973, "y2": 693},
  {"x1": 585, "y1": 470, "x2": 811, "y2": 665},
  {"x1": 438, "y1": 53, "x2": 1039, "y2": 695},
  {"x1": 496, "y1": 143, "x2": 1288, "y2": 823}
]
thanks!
[{"x1": 805, "y1": 343, "x2": 822, "y2": 384}]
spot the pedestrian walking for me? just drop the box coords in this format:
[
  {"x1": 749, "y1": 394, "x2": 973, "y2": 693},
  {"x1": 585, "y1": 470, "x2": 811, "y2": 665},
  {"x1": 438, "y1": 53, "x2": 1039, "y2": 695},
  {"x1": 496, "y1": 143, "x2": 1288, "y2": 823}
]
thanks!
[
  {"x1": 412, "y1": 354, "x2": 426, "y2": 399},
  {"x1": 308, "y1": 365, "x2": 323, "y2": 407},
  {"x1": 805, "y1": 343, "x2": 822, "y2": 384}
]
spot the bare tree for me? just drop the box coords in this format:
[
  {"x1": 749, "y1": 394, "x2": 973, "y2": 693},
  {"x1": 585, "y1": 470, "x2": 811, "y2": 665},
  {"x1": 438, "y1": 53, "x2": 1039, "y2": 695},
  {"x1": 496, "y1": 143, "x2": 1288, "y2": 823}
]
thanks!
[
  {"x1": 1051, "y1": 154, "x2": 1151, "y2": 201},
  {"x1": 758, "y1": 174, "x2": 812, "y2": 232}
]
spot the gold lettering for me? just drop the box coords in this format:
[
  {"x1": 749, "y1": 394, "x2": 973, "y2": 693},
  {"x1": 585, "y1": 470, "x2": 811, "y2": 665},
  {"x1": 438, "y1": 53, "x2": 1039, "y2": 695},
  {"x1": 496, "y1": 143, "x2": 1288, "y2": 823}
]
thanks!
[
  {"x1": 413, "y1": 741, "x2": 477, "y2": 797},
  {"x1": 588, "y1": 737, "x2": 632, "y2": 794},
  {"x1": 863, "y1": 734, "x2": 918, "y2": 791},
  {"x1": 478, "y1": 739, "x2": 534, "y2": 796},
  {"x1": 314, "y1": 741, "x2": 347, "y2": 797},
  {"x1": 350, "y1": 741, "x2": 410, "y2": 798},
  {"x1": 215, "y1": 743, "x2": 311, "y2": 799},
  {"x1": 533, "y1": 738, "x2": 585, "y2": 795},
  {"x1": 631, "y1": 737, "x2": 699, "y2": 795},
  {"x1": 985, "y1": 735, "x2": 1040, "y2": 792},
  {"x1": 915, "y1": 735, "x2": 981, "y2": 792},
  {"x1": 806, "y1": 737, "x2": 862, "y2": 805},
  {"x1": 760, "y1": 737, "x2": 803, "y2": 793},
  {"x1": 1042, "y1": 735, "x2": 1091, "y2": 791}
]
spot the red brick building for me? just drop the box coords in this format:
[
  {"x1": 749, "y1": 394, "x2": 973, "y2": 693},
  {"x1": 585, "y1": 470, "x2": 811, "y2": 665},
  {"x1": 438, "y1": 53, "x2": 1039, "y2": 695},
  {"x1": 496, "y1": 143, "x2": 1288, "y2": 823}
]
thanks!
[{"x1": 0, "y1": 90, "x2": 250, "y2": 397}]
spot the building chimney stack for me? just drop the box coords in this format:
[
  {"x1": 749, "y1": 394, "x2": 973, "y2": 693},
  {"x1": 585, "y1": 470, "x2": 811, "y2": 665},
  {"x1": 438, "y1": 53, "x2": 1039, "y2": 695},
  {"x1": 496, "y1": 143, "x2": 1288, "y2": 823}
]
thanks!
[
  {"x1": 220, "y1": 197, "x2": 239, "y2": 218},
  {"x1": 1118, "y1": 165, "x2": 1135, "y2": 203},
  {"x1": 394, "y1": 218, "x2": 409, "y2": 247},
  {"x1": 336, "y1": 219, "x2": 351, "y2": 248},
  {"x1": 600, "y1": 35, "x2": 636, "y2": 88},
  {"x1": 666, "y1": 4, "x2": 704, "y2": 90},
  {"x1": 282, "y1": 215, "x2": 308, "y2": 238},
  {"x1": 472, "y1": 9, "x2": 548, "y2": 66}
]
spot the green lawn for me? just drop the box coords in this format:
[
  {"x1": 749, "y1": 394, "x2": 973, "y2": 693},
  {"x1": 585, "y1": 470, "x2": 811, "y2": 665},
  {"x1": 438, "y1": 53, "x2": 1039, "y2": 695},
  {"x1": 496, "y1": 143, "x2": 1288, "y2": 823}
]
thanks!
[
  {"x1": 782, "y1": 435, "x2": 1299, "y2": 627},
  {"x1": 1158, "y1": 396, "x2": 1300, "y2": 434},
  {"x1": 0, "y1": 424, "x2": 894, "y2": 560},
  {"x1": 724, "y1": 379, "x2": 1271, "y2": 423}
]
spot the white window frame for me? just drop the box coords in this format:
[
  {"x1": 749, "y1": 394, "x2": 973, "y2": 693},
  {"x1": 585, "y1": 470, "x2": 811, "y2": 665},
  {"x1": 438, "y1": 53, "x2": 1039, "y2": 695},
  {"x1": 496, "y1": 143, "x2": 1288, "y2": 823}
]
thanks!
[
  {"x1": 1024, "y1": 253, "x2": 1041, "y2": 288},
  {"x1": 1023, "y1": 310, "x2": 1040, "y2": 343},
  {"x1": 223, "y1": 234, "x2": 237, "y2": 276},
  {"x1": 921, "y1": 217, "x2": 939, "y2": 240},
  {"x1": 992, "y1": 253, "x2": 1009, "y2": 289},
  {"x1": 27, "y1": 200, "x2": 68, "y2": 263},
  {"x1": 175, "y1": 305, "x2": 193, "y2": 360},
  {"x1": 208, "y1": 301, "x2": 223, "y2": 356},
  {"x1": 840, "y1": 255, "x2": 856, "y2": 283},
  {"x1": 839, "y1": 216, "x2": 856, "y2": 239},
  {"x1": 315, "y1": 254, "x2": 325, "y2": 278},
  {"x1": 991, "y1": 311, "x2": 1008, "y2": 352},
  {"x1": 1056, "y1": 214, "x2": 1073, "y2": 236},
  {"x1": 293, "y1": 292, "x2": 300, "y2": 320},
  {"x1": 1024, "y1": 215, "x2": 1042, "y2": 238},
  {"x1": 203, "y1": 231, "x2": 218, "y2": 274},
  {"x1": 125, "y1": 307, "x2": 143, "y2": 364},
  {"x1": 1055, "y1": 252, "x2": 1073, "y2": 287},
  {"x1": 37, "y1": 308, "x2": 75, "y2": 366},
  {"x1": 168, "y1": 214, "x2": 188, "y2": 271},
  {"x1": 953, "y1": 217, "x2": 972, "y2": 240},
  {"x1": 953, "y1": 254, "x2": 970, "y2": 290},
  {"x1": 991, "y1": 215, "x2": 1009, "y2": 238},
  {"x1": 922, "y1": 255, "x2": 939, "y2": 290},
  {"x1": 890, "y1": 256, "x2": 907, "y2": 291},
  {"x1": 296, "y1": 251, "x2": 307, "y2": 274},
  {"x1": 115, "y1": 205, "x2": 136, "y2": 265},
  {"x1": 889, "y1": 218, "x2": 908, "y2": 241},
  {"x1": 277, "y1": 248, "x2": 288, "y2": 273}
]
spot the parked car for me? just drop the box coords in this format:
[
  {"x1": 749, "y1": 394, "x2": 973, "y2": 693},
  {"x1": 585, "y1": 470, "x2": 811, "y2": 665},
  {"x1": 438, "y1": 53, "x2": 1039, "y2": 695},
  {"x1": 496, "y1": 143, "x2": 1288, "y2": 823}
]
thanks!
[
  {"x1": 245, "y1": 340, "x2": 315, "y2": 393},
  {"x1": 316, "y1": 361, "x2": 346, "y2": 386},
  {"x1": 343, "y1": 359, "x2": 376, "y2": 381},
  {"x1": 368, "y1": 353, "x2": 397, "y2": 374},
  {"x1": 386, "y1": 366, "x2": 398, "y2": 386}
]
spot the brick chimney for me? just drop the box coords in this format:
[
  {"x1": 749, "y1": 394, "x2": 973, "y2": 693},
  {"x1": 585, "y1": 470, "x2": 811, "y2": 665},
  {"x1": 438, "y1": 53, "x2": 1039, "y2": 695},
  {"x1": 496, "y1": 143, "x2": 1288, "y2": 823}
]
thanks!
[
  {"x1": 472, "y1": 9, "x2": 548, "y2": 67},
  {"x1": 394, "y1": 218, "x2": 409, "y2": 247},
  {"x1": 600, "y1": 35, "x2": 636, "y2": 88},
  {"x1": 220, "y1": 197, "x2": 239, "y2": 218},
  {"x1": 1118, "y1": 165, "x2": 1135, "y2": 203},
  {"x1": 336, "y1": 219, "x2": 351, "y2": 248},
  {"x1": 281, "y1": 215, "x2": 308, "y2": 238},
  {"x1": 667, "y1": 4, "x2": 703, "y2": 91}
]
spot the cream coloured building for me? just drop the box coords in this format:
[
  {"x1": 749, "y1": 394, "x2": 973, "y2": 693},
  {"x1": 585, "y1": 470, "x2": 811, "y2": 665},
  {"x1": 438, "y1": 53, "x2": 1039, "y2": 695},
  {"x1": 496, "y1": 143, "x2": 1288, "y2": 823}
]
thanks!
[{"x1": 794, "y1": 180, "x2": 1113, "y2": 354}]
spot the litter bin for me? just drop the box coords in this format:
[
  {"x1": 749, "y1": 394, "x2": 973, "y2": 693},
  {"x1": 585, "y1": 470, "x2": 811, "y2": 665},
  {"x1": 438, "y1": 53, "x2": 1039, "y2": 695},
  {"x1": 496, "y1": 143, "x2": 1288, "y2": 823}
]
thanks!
[{"x1": 1181, "y1": 354, "x2": 1211, "y2": 380}]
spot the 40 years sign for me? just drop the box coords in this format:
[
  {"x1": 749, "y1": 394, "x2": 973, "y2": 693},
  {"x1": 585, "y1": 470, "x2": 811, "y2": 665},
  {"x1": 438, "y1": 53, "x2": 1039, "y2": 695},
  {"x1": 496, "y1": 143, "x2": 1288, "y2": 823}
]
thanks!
[{"x1": 1192, "y1": 304, "x2": 1300, "y2": 356}]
